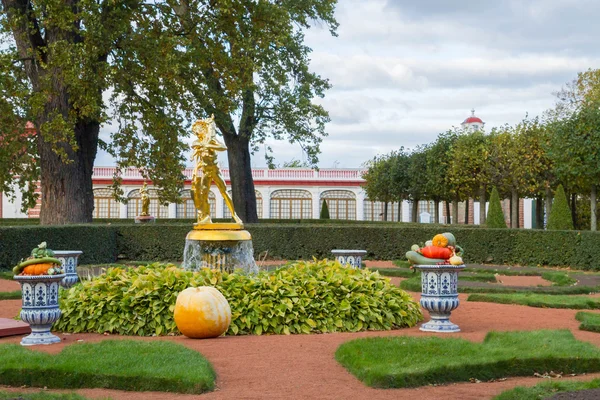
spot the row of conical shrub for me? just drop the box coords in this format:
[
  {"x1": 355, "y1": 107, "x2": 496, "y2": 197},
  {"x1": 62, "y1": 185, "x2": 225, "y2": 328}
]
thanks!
[{"x1": 486, "y1": 185, "x2": 573, "y2": 230}]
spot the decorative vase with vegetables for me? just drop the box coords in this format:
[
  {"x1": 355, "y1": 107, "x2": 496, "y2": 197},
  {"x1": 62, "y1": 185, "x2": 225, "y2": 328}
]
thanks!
[
  {"x1": 13, "y1": 242, "x2": 65, "y2": 346},
  {"x1": 406, "y1": 233, "x2": 465, "y2": 333}
]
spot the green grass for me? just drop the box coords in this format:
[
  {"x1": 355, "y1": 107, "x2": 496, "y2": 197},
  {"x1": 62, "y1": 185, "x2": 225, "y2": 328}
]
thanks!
[
  {"x1": 0, "y1": 340, "x2": 215, "y2": 394},
  {"x1": 494, "y1": 378, "x2": 600, "y2": 400},
  {"x1": 0, "y1": 271, "x2": 13, "y2": 280},
  {"x1": 0, "y1": 391, "x2": 106, "y2": 400},
  {"x1": 399, "y1": 273, "x2": 598, "y2": 295},
  {"x1": 460, "y1": 273, "x2": 497, "y2": 283},
  {"x1": 576, "y1": 311, "x2": 600, "y2": 333},
  {"x1": 335, "y1": 330, "x2": 600, "y2": 388},
  {"x1": 541, "y1": 271, "x2": 578, "y2": 286},
  {"x1": 0, "y1": 291, "x2": 21, "y2": 300},
  {"x1": 468, "y1": 293, "x2": 600, "y2": 309}
]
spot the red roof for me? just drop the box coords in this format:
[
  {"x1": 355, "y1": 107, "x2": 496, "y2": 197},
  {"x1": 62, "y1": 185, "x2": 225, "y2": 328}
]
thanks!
[{"x1": 463, "y1": 116, "x2": 483, "y2": 124}]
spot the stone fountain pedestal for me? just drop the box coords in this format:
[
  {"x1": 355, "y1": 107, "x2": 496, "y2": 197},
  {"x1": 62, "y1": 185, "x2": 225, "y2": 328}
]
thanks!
[{"x1": 182, "y1": 223, "x2": 258, "y2": 274}]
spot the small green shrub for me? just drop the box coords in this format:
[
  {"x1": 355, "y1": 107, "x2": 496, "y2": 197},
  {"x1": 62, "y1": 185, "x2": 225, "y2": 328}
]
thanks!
[
  {"x1": 55, "y1": 261, "x2": 423, "y2": 336},
  {"x1": 486, "y1": 187, "x2": 507, "y2": 228},
  {"x1": 548, "y1": 184, "x2": 574, "y2": 230},
  {"x1": 0, "y1": 340, "x2": 215, "y2": 394},
  {"x1": 320, "y1": 200, "x2": 330, "y2": 219}
]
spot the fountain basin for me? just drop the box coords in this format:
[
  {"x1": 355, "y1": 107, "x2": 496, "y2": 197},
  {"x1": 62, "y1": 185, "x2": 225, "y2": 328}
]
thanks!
[{"x1": 183, "y1": 227, "x2": 258, "y2": 274}]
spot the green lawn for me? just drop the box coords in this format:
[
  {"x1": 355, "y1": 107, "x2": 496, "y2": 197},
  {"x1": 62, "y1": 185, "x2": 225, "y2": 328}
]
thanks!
[
  {"x1": 0, "y1": 391, "x2": 106, "y2": 400},
  {"x1": 468, "y1": 293, "x2": 600, "y2": 309},
  {"x1": 576, "y1": 311, "x2": 600, "y2": 332},
  {"x1": 335, "y1": 330, "x2": 600, "y2": 388},
  {"x1": 0, "y1": 290, "x2": 21, "y2": 300},
  {"x1": 494, "y1": 378, "x2": 600, "y2": 399},
  {"x1": 0, "y1": 271, "x2": 13, "y2": 280},
  {"x1": 0, "y1": 340, "x2": 215, "y2": 394}
]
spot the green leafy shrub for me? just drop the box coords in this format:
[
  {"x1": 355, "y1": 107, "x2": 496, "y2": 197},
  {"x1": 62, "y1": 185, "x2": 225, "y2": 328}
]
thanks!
[
  {"x1": 55, "y1": 261, "x2": 422, "y2": 336},
  {"x1": 486, "y1": 187, "x2": 507, "y2": 228},
  {"x1": 548, "y1": 184, "x2": 574, "y2": 230},
  {"x1": 320, "y1": 200, "x2": 330, "y2": 219}
]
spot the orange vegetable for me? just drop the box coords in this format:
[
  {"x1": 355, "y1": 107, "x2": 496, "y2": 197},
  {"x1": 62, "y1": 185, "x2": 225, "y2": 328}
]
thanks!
[
  {"x1": 432, "y1": 234, "x2": 449, "y2": 247},
  {"x1": 21, "y1": 263, "x2": 53, "y2": 276},
  {"x1": 174, "y1": 286, "x2": 232, "y2": 339},
  {"x1": 420, "y1": 246, "x2": 452, "y2": 259}
]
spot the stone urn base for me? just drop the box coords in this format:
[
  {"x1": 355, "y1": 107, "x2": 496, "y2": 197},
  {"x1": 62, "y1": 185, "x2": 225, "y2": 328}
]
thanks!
[
  {"x1": 135, "y1": 215, "x2": 156, "y2": 224},
  {"x1": 14, "y1": 274, "x2": 64, "y2": 346},
  {"x1": 414, "y1": 264, "x2": 465, "y2": 333}
]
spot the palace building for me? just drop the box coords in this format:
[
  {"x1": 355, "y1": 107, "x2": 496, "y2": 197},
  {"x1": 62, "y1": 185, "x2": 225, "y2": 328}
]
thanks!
[{"x1": 0, "y1": 110, "x2": 533, "y2": 227}]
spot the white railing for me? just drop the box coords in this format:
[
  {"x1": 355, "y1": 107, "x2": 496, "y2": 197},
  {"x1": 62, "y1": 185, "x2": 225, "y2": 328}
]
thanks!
[{"x1": 92, "y1": 167, "x2": 367, "y2": 182}]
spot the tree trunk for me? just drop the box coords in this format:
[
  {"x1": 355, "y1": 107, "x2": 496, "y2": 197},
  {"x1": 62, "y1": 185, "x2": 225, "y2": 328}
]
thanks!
[
  {"x1": 383, "y1": 202, "x2": 388, "y2": 221},
  {"x1": 434, "y1": 199, "x2": 440, "y2": 224},
  {"x1": 571, "y1": 193, "x2": 577, "y2": 229},
  {"x1": 535, "y1": 197, "x2": 544, "y2": 229},
  {"x1": 452, "y1": 195, "x2": 459, "y2": 224},
  {"x1": 38, "y1": 121, "x2": 99, "y2": 224},
  {"x1": 223, "y1": 135, "x2": 258, "y2": 223},
  {"x1": 592, "y1": 185, "x2": 598, "y2": 231},
  {"x1": 511, "y1": 189, "x2": 519, "y2": 228},
  {"x1": 464, "y1": 199, "x2": 469, "y2": 225},
  {"x1": 545, "y1": 187, "x2": 553, "y2": 228},
  {"x1": 398, "y1": 201, "x2": 402, "y2": 223},
  {"x1": 445, "y1": 201, "x2": 451, "y2": 224},
  {"x1": 479, "y1": 186, "x2": 486, "y2": 225},
  {"x1": 411, "y1": 199, "x2": 419, "y2": 222}
]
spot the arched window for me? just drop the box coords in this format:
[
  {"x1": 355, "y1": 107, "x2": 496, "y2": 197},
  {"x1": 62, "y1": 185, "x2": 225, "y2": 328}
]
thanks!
[
  {"x1": 270, "y1": 189, "x2": 312, "y2": 219},
  {"x1": 177, "y1": 189, "x2": 215, "y2": 218},
  {"x1": 363, "y1": 199, "x2": 400, "y2": 222},
  {"x1": 320, "y1": 190, "x2": 356, "y2": 220},
  {"x1": 223, "y1": 190, "x2": 263, "y2": 219},
  {"x1": 93, "y1": 188, "x2": 120, "y2": 218},
  {"x1": 127, "y1": 188, "x2": 169, "y2": 218}
]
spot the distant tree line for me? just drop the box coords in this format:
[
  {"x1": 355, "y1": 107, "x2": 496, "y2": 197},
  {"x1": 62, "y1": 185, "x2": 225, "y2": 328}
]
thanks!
[{"x1": 362, "y1": 69, "x2": 600, "y2": 231}]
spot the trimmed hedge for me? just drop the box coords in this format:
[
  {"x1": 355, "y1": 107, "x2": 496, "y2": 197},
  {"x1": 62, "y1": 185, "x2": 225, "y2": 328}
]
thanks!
[
  {"x1": 0, "y1": 225, "x2": 117, "y2": 269},
  {"x1": 2, "y1": 223, "x2": 600, "y2": 270}
]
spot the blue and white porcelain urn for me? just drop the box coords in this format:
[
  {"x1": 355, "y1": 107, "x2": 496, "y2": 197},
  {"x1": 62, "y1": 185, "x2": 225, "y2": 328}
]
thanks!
[
  {"x1": 331, "y1": 249, "x2": 367, "y2": 269},
  {"x1": 14, "y1": 273, "x2": 65, "y2": 346},
  {"x1": 414, "y1": 264, "x2": 465, "y2": 332},
  {"x1": 54, "y1": 250, "x2": 83, "y2": 288}
]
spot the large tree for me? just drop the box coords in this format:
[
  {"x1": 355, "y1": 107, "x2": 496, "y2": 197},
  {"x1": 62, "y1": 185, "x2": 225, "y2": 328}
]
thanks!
[{"x1": 1, "y1": 0, "x2": 337, "y2": 224}]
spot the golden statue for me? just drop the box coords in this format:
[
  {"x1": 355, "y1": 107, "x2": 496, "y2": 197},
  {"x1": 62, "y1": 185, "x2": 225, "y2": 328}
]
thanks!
[
  {"x1": 140, "y1": 182, "x2": 150, "y2": 216},
  {"x1": 190, "y1": 114, "x2": 242, "y2": 225}
]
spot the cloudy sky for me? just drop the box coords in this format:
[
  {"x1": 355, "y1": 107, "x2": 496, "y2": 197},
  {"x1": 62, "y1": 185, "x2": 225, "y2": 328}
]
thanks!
[{"x1": 97, "y1": 0, "x2": 600, "y2": 169}]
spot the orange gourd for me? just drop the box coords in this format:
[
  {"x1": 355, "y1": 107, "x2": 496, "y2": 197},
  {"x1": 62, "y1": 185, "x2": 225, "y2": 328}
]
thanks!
[
  {"x1": 432, "y1": 234, "x2": 449, "y2": 248},
  {"x1": 174, "y1": 286, "x2": 232, "y2": 339},
  {"x1": 420, "y1": 246, "x2": 452, "y2": 259},
  {"x1": 22, "y1": 263, "x2": 54, "y2": 276}
]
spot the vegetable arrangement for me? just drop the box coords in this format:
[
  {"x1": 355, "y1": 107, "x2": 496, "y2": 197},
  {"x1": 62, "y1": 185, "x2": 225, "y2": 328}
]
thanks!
[
  {"x1": 12, "y1": 242, "x2": 64, "y2": 276},
  {"x1": 406, "y1": 232, "x2": 464, "y2": 266}
]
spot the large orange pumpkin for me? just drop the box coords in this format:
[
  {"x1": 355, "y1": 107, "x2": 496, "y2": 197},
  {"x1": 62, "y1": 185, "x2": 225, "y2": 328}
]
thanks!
[
  {"x1": 174, "y1": 286, "x2": 232, "y2": 339},
  {"x1": 22, "y1": 263, "x2": 54, "y2": 276},
  {"x1": 420, "y1": 246, "x2": 452, "y2": 260}
]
